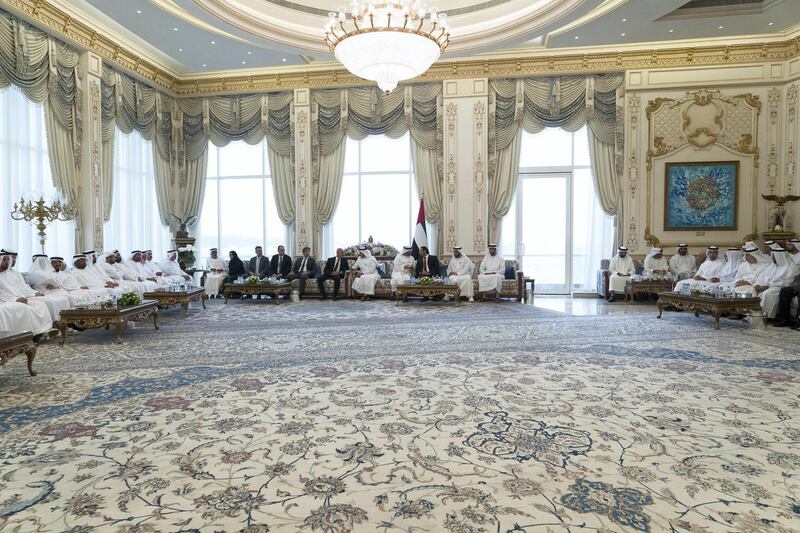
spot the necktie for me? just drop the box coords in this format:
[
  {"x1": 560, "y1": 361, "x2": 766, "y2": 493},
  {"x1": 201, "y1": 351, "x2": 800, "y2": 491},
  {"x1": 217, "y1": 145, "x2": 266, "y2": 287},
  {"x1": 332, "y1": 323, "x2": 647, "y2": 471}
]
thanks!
[
  {"x1": 334, "y1": 258, "x2": 340, "y2": 272},
  {"x1": 256, "y1": 256, "x2": 260, "y2": 273},
  {"x1": 424, "y1": 256, "x2": 428, "y2": 272},
  {"x1": 300, "y1": 257, "x2": 307, "y2": 272}
]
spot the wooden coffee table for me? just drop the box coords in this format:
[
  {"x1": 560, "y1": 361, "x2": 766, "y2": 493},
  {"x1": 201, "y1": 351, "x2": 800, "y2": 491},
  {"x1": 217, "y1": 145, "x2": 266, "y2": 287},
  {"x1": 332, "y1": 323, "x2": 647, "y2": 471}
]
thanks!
[
  {"x1": 223, "y1": 282, "x2": 292, "y2": 304},
  {"x1": 0, "y1": 331, "x2": 37, "y2": 376},
  {"x1": 626, "y1": 279, "x2": 674, "y2": 303},
  {"x1": 57, "y1": 301, "x2": 159, "y2": 345},
  {"x1": 396, "y1": 284, "x2": 461, "y2": 306},
  {"x1": 657, "y1": 292, "x2": 762, "y2": 330},
  {"x1": 143, "y1": 287, "x2": 207, "y2": 317}
]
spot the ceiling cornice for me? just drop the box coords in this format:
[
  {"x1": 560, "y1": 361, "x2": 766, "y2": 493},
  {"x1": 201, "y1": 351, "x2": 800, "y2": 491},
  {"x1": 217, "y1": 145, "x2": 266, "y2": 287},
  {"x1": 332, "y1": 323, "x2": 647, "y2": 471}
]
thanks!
[{"x1": 2, "y1": 0, "x2": 799, "y2": 97}]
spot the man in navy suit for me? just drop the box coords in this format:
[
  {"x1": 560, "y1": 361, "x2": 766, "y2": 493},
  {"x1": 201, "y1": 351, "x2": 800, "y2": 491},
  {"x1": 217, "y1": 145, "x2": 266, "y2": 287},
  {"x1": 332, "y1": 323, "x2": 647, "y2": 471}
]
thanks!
[
  {"x1": 317, "y1": 248, "x2": 349, "y2": 300},
  {"x1": 270, "y1": 245, "x2": 292, "y2": 280}
]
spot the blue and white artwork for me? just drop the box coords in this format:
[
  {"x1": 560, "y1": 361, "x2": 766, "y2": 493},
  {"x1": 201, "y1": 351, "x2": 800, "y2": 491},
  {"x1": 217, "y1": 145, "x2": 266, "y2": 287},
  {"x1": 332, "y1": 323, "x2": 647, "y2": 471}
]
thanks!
[{"x1": 665, "y1": 161, "x2": 738, "y2": 230}]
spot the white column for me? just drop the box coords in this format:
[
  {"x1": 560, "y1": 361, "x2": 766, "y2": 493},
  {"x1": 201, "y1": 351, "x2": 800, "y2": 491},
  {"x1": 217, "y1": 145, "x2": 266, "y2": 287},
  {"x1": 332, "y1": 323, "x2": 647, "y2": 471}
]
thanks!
[
  {"x1": 293, "y1": 88, "x2": 313, "y2": 255},
  {"x1": 442, "y1": 78, "x2": 488, "y2": 258},
  {"x1": 77, "y1": 51, "x2": 104, "y2": 251}
]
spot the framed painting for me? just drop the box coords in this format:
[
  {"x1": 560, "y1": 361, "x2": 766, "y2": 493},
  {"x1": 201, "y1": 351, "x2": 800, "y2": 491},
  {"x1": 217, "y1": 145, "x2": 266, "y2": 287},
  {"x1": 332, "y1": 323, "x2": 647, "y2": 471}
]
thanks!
[{"x1": 664, "y1": 161, "x2": 738, "y2": 231}]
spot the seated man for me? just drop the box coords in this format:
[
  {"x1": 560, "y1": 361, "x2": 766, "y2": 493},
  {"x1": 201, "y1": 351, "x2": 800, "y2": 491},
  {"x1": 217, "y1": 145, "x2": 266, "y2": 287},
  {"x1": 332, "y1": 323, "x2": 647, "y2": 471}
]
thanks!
[
  {"x1": 787, "y1": 239, "x2": 800, "y2": 265},
  {"x1": 317, "y1": 248, "x2": 349, "y2": 300},
  {"x1": 248, "y1": 246, "x2": 270, "y2": 279},
  {"x1": 716, "y1": 245, "x2": 764, "y2": 293},
  {"x1": 0, "y1": 250, "x2": 70, "y2": 322},
  {"x1": 270, "y1": 245, "x2": 292, "y2": 280},
  {"x1": 141, "y1": 250, "x2": 170, "y2": 288},
  {"x1": 391, "y1": 246, "x2": 414, "y2": 300},
  {"x1": 477, "y1": 244, "x2": 505, "y2": 302},
  {"x1": 287, "y1": 246, "x2": 319, "y2": 299},
  {"x1": 42, "y1": 256, "x2": 107, "y2": 305},
  {"x1": 100, "y1": 251, "x2": 145, "y2": 297},
  {"x1": 415, "y1": 246, "x2": 440, "y2": 278},
  {"x1": 735, "y1": 247, "x2": 798, "y2": 318},
  {"x1": 0, "y1": 252, "x2": 53, "y2": 334},
  {"x1": 673, "y1": 246, "x2": 725, "y2": 293},
  {"x1": 607, "y1": 246, "x2": 636, "y2": 302},
  {"x1": 205, "y1": 248, "x2": 228, "y2": 298},
  {"x1": 71, "y1": 254, "x2": 123, "y2": 297},
  {"x1": 351, "y1": 247, "x2": 380, "y2": 301},
  {"x1": 158, "y1": 249, "x2": 195, "y2": 285},
  {"x1": 643, "y1": 247, "x2": 670, "y2": 280},
  {"x1": 446, "y1": 246, "x2": 474, "y2": 302},
  {"x1": 112, "y1": 250, "x2": 157, "y2": 292},
  {"x1": 668, "y1": 244, "x2": 697, "y2": 281}
]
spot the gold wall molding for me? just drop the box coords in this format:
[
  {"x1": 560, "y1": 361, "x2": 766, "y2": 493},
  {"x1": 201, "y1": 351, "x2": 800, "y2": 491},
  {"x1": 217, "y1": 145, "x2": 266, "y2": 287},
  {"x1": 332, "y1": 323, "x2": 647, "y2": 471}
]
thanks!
[
  {"x1": 445, "y1": 102, "x2": 458, "y2": 252},
  {"x1": 3, "y1": 0, "x2": 800, "y2": 97},
  {"x1": 645, "y1": 90, "x2": 762, "y2": 247}
]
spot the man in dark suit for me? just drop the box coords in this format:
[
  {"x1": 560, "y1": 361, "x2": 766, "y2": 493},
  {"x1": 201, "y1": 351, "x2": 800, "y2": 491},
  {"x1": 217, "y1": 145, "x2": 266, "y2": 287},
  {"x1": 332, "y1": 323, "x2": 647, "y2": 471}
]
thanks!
[
  {"x1": 248, "y1": 246, "x2": 270, "y2": 279},
  {"x1": 287, "y1": 246, "x2": 319, "y2": 298},
  {"x1": 415, "y1": 246, "x2": 440, "y2": 278},
  {"x1": 317, "y1": 248, "x2": 349, "y2": 300},
  {"x1": 270, "y1": 245, "x2": 292, "y2": 280}
]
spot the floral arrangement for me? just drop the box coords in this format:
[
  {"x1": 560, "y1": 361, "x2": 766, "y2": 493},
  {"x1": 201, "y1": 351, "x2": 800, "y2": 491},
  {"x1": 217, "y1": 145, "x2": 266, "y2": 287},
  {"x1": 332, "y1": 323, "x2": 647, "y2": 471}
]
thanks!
[
  {"x1": 245, "y1": 275, "x2": 261, "y2": 284},
  {"x1": 417, "y1": 276, "x2": 443, "y2": 286},
  {"x1": 117, "y1": 292, "x2": 141, "y2": 307},
  {"x1": 177, "y1": 245, "x2": 196, "y2": 268},
  {"x1": 343, "y1": 241, "x2": 398, "y2": 258}
]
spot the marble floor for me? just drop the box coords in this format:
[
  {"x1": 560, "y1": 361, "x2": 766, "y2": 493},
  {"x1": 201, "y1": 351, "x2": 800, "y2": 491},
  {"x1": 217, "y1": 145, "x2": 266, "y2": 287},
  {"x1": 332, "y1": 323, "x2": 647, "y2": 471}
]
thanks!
[{"x1": 531, "y1": 294, "x2": 659, "y2": 316}]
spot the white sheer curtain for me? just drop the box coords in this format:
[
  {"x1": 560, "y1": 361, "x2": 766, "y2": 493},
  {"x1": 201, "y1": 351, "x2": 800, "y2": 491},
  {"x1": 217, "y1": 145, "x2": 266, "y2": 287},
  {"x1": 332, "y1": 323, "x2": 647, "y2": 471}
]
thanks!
[
  {"x1": 0, "y1": 88, "x2": 75, "y2": 271},
  {"x1": 104, "y1": 130, "x2": 172, "y2": 256}
]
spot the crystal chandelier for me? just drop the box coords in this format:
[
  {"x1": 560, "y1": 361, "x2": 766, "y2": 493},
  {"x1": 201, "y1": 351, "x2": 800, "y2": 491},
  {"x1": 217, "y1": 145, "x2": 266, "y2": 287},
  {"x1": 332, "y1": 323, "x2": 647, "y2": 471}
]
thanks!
[{"x1": 324, "y1": 1, "x2": 450, "y2": 93}]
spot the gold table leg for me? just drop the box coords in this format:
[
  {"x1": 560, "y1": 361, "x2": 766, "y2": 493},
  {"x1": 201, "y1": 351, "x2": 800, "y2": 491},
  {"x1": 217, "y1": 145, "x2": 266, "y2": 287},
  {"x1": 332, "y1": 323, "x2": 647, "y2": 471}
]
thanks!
[{"x1": 26, "y1": 345, "x2": 37, "y2": 376}]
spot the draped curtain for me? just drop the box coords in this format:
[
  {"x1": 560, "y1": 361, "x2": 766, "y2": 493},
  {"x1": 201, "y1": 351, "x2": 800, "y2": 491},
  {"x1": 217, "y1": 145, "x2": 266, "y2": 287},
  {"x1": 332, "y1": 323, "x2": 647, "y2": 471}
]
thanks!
[
  {"x1": 101, "y1": 65, "x2": 294, "y2": 233},
  {"x1": 489, "y1": 74, "x2": 624, "y2": 247},
  {"x1": 0, "y1": 10, "x2": 82, "y2": 214},
  {"x1": 311, "y1": 84, "x2": 442, "y2": 253}
]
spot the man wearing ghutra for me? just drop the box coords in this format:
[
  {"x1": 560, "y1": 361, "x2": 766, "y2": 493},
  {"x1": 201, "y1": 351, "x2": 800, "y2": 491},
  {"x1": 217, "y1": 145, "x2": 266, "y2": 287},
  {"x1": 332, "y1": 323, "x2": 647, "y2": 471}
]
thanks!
[
  {"x1": 477, "y1": 244, "x2": 505, "y2": 301},
  {"x1": 351, "y1": 247, "x2": 380, "y2": 301},
  {"x1": 607, "y1": 246, "x2": 636, "y2": 302},
  {"x1": 0, "y1": 252, "x2": 53, "y2": 334},
  {"x1": 673, "y1": 246, "x2": 725, "y2": 293},
  {"x1": 668, "y1": 244, "x2": 696, "y2": 281},
  {"x1": 643, "y1": 247, "x2": 670, "y2": 280},
  {"x1": 446, "y1": 246, "x2": 474, "y2": 302},
  {"x1": 0, "y1": 250, "x2": 70, "y2": 321},
  {"x1": 205, "y1": 248, "x2": 228, "y2": 298},
  {"x1": 391, "y1": 246, "x2": 415, "y2": 300}
]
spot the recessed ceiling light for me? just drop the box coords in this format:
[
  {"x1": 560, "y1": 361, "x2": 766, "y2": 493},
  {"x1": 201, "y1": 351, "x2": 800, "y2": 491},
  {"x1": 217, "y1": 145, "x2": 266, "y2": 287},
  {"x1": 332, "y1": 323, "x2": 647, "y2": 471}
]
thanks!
[
  {"x1": 173, "y1": 27, "x2": 178, "y2": 31},
  {"x1": 620, "y1": 33, "x2": 626, "y2": 37},
  {"x1": 178, "y1": 48, "x2": 183, "y2": 52},
  {"x1": 211, "y1": 41, "x2": 216, "y2": 45},
  {"x1": 621, "y1": 18, "x2": 627, "y2": 22},
  {"x1": 242, "y1": 61, "x2": 246, "y2": 65},
  {"x1": 718, "y1": 25, "x2": 724, "y2": 29},
  {"x1": 768, "y1": 22, "x2": 774, "y2": 26},
  {"x1": 202, "y1": 63, "x2": 207, "y2": 67},
  {"x1": 282, "y1": 58, "x2": 287, "y2": 62},
  {"x1": 669, "y1": 28, "x2": 674, "y2": 33},
  {"x1": 136, "y1": 9, "x2": 142, "y2": 14},
  {"x1": 247, "y1": 51, "x2": 252, "y2": 55},
  {"x1": 574, "y1": 35, "x2": 579, "y2": 40}
]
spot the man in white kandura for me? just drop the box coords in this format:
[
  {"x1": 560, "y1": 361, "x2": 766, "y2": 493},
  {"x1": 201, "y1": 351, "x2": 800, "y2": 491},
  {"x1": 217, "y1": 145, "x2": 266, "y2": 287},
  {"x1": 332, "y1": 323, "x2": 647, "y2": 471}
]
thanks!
[
  {"x1": 716, "y1": 245, "x2": 765, "y2": 293},
  {"x1": 607, "y1": 246, "x2": 636, "y2": 302},
  {"x1": 159, "y1": 249, "x2": 194, "y2": 285},
  {"x1": 673, "y1": 246, "x2": 725, "y2": 293},
  {"x1": 142, "y1": 250, "x2": 170, "y2": 288},
  {"x1": 0, "y1": 252, "x2": 53, "y2": 334},
  {"x1": 0, "y1": 251, "x2": 70, "y2": 322},
  {"x1": 478, "y1": 244, "x2": 505, "y2": 301},
  {"x1": 709, "y1": 248, "x2": 744, "y2": 289},
  {"x1": 669, "y1": 244, "x2": 697, "y2": 281},
  {"x1": 351, "y1": 247, "x2": 380, "y2": 301},
  {"x1": 736, "y1": 247, "x2": 799, "y2": 318},
  {"x1": 446, "y1": 246, "x2": 474, "y2": 302},
  {"x1": 391, "y1": 246, "x2": 415, "y2": 300},
  {"x1": 71, "y1": 254, "x2": 123, "y2": 297},
  {"x1": 205, "y1": 248, "x2": 227, "y2": 298},
  {"x1": 100, "y1": 252, "x2": 145, "y2": 297},
  {"x1": 110, "y1": 250, "x2": 157, "y2": 292},
  {"x1": 35, "y1": 256, "x2": 106, "y2": 306},
  {"x1": 786, "y1": 239, "x2": 800, "y2": 265},
  {"x1": 643, "y1": 247, "x2": 670, "y2": 280}
]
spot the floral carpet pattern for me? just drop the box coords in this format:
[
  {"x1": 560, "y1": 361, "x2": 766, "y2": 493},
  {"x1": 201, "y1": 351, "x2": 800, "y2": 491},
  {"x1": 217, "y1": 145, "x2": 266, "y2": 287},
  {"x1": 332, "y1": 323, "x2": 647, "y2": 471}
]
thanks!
[{"x1": 1, "y1": 299, "x2": 799, "y2": 532}]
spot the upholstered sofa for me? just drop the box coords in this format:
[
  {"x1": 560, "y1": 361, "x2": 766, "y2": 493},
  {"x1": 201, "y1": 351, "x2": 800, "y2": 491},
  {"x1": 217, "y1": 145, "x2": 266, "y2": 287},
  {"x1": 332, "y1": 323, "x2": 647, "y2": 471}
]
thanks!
[
  {"x1": 596, "y1": 253, "x2": 707, "y2": 299},
  {"x1": 344, "y1": 258, "x2": 525, "y2": 301}
]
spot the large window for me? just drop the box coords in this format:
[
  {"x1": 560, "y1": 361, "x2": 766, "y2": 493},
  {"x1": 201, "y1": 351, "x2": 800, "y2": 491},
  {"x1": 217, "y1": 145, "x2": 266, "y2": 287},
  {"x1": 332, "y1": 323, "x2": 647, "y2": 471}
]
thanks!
[
  {"x1": 104, "y1": 131, "x2": 172, "y2": 256},
  {"x1": 0, "y1": 88, "x2": 75, "y2": 271},
  {"x1": 199, "y1": 140, "x2": 287, "y2": 261},
  {"x1": 324, "y1": 133, "x2": 428, "y2": 257},
  {"x1": 500, "y1": 126, "x2": 614, "y2": 293}
]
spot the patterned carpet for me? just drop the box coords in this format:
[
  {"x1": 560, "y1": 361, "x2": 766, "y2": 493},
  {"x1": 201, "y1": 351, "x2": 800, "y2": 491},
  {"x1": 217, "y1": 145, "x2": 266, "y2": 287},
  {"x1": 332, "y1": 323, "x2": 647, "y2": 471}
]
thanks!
[{"x1": 1, "y1": 299, "x2": 799, "y2": 532}]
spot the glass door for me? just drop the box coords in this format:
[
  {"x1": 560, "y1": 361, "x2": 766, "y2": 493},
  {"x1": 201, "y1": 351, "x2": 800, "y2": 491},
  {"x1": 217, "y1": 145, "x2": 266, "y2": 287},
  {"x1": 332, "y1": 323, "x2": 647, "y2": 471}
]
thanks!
[{"x1": 518, "y1": 173, "x2": 570, "y2": 294}]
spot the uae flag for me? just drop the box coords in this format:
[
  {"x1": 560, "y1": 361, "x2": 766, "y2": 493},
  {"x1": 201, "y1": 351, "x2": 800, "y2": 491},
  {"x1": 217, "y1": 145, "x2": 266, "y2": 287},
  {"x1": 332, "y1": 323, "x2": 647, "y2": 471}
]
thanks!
[{"x1": 411, "y1": 198, "x2": 428, "y2": 259}]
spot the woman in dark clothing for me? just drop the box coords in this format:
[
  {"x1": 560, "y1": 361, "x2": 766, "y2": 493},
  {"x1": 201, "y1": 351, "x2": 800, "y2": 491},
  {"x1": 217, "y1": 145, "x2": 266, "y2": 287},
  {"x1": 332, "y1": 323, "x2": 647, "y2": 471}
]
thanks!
[{"x1": 227, "y1": 251, "x2": 246, "y2": 282}]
